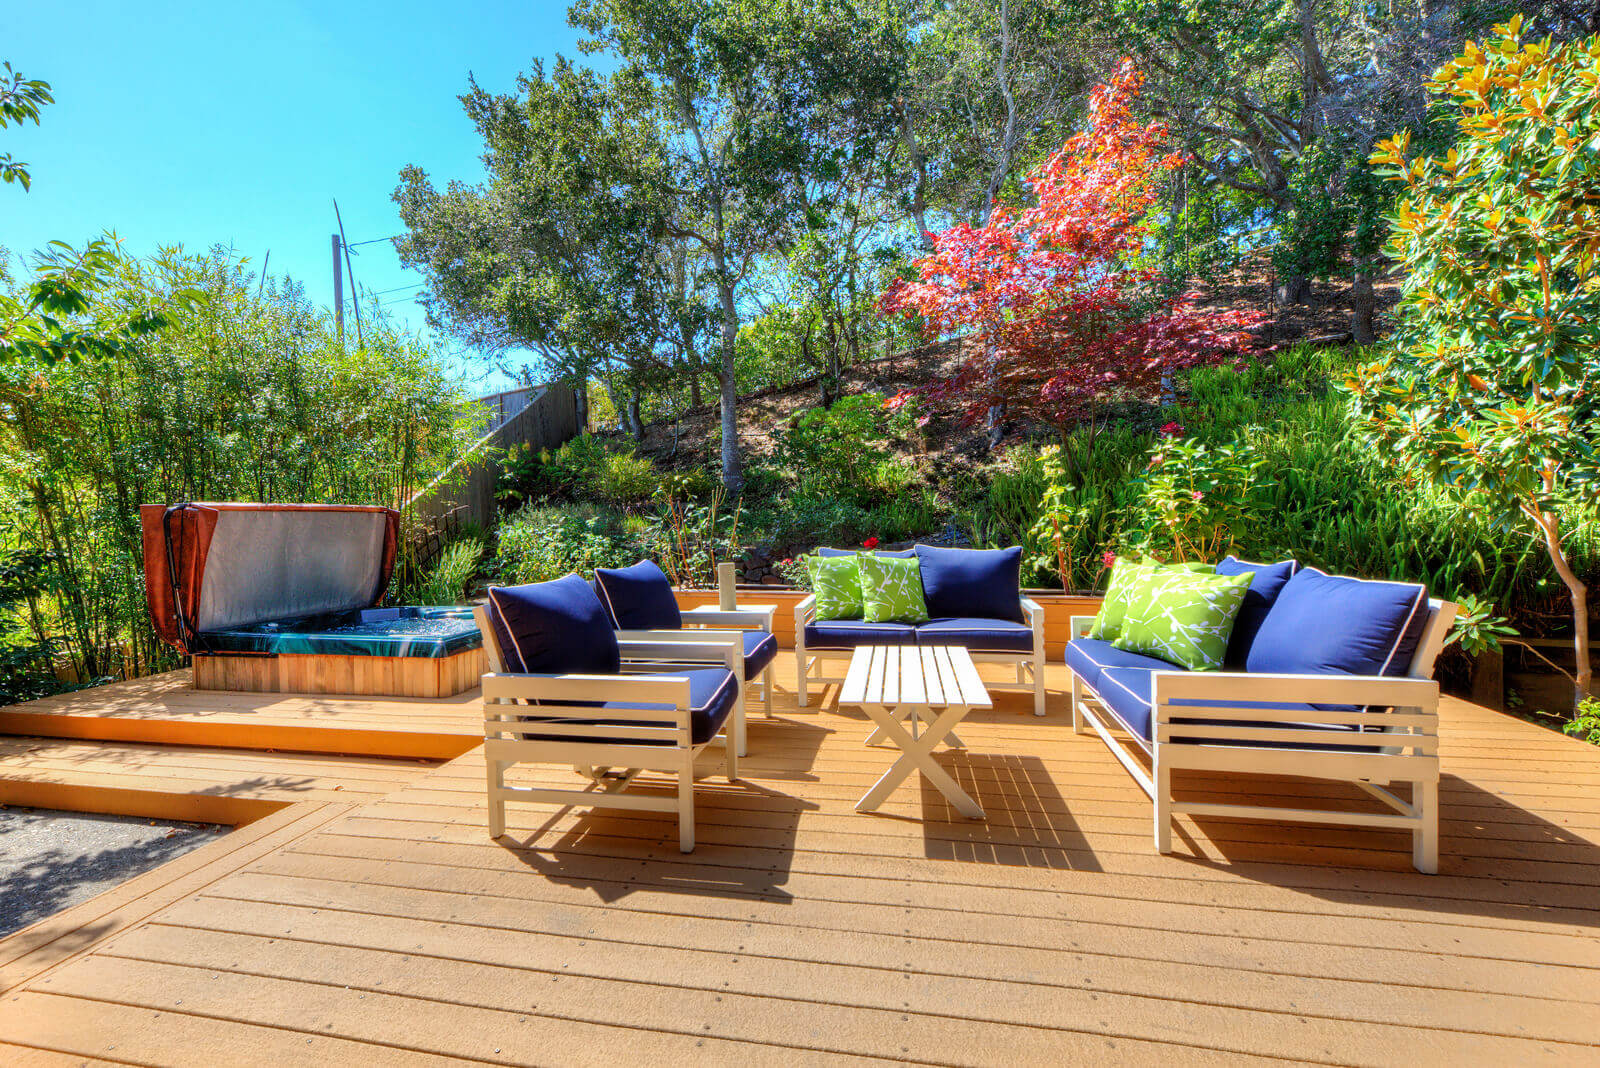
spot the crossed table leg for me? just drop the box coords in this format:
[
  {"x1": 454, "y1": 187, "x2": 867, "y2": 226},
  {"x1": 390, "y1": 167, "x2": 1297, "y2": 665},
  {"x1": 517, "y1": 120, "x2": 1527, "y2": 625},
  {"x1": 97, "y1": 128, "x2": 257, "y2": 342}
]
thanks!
[{"x1": 855, "y1": 700, "x2": 985, "y2": 819}]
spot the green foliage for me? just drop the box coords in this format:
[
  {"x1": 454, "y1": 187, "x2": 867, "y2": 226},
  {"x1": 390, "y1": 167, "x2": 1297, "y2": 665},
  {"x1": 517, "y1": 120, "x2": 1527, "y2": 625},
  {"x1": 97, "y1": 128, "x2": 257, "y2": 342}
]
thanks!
[
  {"x1": 1563, "y1": 698, "x2": 1600, "y2": 745},
  {"x1": 501, "y1": 434, "x2": 664, "y2": 510},
  {"x1": 1, "y1": 61, "x2": 53, "y2": 191},
  {"x1": 0, "y1": 237, "x2": 194, "y2": 365},
  {"x1": 776, "y1": 394, "x2": 914, "y2": 504},
  {"x1": 1351, "y1": 20, "x2": 1600, "y2": 708},
  {"x1": 999, "y1": 344, "x2": 1597, "y2": 642},
  {"x1": 408, "y1": 537, "x2": 484, "y2": 606},
  {"x1": 496, "y1": 504, "x2": 648, "y2": 584},
  {"x1": 0, "y1": 245, "x2": 475, "y2": 684},
  {"x1": 1120, "y1": 432, "x2": 1270, "y2": 563},
  {"x1": 1444, "y1": 592, "x2": 1519, "y2": 659}
]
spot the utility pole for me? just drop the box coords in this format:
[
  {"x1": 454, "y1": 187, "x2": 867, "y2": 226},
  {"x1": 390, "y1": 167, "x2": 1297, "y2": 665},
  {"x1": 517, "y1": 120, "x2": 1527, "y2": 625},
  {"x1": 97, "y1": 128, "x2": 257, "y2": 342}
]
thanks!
[
  {"x1": 334, "y1": 199, "x2": 363, "y2": 348},
  {"x1": 331, "y1": 233, "x2": 344, "y2": 344}
]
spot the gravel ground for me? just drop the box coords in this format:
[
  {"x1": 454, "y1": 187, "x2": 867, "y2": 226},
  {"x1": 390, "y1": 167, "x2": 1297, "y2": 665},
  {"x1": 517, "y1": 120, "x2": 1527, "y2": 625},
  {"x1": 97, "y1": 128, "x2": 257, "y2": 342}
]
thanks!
[{"x1": 0, "y1": 807, "x2": 225, "y2": 936}]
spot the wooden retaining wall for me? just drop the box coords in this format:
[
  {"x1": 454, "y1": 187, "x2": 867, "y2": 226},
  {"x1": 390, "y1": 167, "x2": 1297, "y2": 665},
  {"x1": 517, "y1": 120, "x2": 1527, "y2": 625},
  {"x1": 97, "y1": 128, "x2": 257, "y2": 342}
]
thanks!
[{"x1": 674, "y1": 587, "x2": 1101, "y2": 659}]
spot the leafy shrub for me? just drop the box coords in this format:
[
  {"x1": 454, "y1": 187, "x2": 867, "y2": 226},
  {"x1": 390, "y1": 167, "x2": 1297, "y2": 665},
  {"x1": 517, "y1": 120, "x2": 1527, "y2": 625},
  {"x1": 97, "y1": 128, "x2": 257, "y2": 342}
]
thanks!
[
  {"x1": 411, "y1": 537, "x2": 483, "y2": 606},
  {"x1": 776, "y1": 394, "x2": 913, "y2": 504},
  {"x1": 594, "y1": 452, "x2": 660, "y2": 508},
  {"x1": 1564, "y1": 698, "x2": 1600, "y2": 746},
  {"x1": 1119, "y1": 432, "x2": 1269, "y2": 563},
  {"x1": 496, "y1": 504, "x2": 649, "y2": 584}
]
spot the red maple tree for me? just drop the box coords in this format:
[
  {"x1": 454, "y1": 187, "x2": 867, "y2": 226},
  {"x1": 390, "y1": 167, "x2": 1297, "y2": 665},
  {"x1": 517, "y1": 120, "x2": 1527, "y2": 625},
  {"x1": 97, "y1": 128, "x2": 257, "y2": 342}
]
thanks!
[{"x1": 880, "y1": 62, "x2": 1265, "y2": 471}]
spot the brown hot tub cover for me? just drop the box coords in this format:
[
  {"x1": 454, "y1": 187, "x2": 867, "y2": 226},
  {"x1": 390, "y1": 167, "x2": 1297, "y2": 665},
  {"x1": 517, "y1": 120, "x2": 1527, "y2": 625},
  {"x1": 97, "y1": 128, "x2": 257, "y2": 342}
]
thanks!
[{"x1": 141, "y1": 503, "x2": 400, "y2": 654}]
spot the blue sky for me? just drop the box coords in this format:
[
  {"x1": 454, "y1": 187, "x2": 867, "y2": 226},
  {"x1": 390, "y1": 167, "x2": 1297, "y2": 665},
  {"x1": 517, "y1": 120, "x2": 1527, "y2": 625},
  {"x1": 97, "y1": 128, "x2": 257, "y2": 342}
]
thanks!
[{"x1": 6, "y1": 1, "x2": 591, "y2": 395}]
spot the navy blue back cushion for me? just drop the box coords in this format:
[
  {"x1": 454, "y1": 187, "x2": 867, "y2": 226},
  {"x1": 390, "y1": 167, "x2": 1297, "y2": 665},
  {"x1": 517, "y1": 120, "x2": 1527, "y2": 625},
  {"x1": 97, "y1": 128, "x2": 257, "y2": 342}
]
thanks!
[
  {"x1": 1213, "y1": 556, "x2": 1298, "y2": 667},
  {"x1": 913, "y1": 544, "x2": 1023, "y2": 623},
  {"x1": 593, "y1": 559, "x2": 682, "y2": 631},
  {"x1": 485, "y1": 574, "x2": 621, "y2": 675},
  {"x1": 1245, "y1": 568, "x2": 1429, "y2": 677},
  {"x1": 817, "y1": 545, "x2": 916, "y2": 559}
]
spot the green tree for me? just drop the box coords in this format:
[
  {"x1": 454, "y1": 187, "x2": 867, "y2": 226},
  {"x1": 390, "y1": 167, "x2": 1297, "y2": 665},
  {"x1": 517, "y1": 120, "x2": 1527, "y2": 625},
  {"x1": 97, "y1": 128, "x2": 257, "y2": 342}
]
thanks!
[
  {"x1": 394, "y1": 59, "x2": 678, "y2": 435},
  {"x1": 572, "y1": 0, "x2": 898, "y2": 492},
  {"x1": 1348, "y1": 18, "x2": 1600, "y2": 712}
]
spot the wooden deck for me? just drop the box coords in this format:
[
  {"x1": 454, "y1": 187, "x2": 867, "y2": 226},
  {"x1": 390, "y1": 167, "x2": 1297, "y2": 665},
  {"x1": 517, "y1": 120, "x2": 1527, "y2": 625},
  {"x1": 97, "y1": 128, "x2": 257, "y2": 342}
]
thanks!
[{"x1": 1, "y1": 663, "x2": 1599, "y2": 1064}]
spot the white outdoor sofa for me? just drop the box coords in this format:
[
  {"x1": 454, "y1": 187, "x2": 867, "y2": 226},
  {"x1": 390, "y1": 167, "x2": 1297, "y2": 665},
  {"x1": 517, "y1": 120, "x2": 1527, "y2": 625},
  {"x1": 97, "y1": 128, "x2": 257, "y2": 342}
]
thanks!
[
  {"x1": 794, "y1": 545, "x2": 1046, "y2": 716},
  {"x1": 1065, "y1": 558, "x2": 1457, "y2": 873},
  {"x1": 475, "y1": 576, "x2": 744, "y2": 853}
]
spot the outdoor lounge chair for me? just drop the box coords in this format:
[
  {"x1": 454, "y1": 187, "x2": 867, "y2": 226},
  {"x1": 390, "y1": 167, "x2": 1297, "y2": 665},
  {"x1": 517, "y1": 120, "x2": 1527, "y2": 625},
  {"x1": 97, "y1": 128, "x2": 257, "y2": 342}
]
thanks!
[
  {"x1": 1064, "y1": 558, "x2": 1457, "y2": 873},
  {"x1": 592, "y1": 559, "x2": 778, "y2": 754},
  {"x1": 796, "y1": 545, "x2": 1046, "y2": 715},
  {"x1": 475, "y1": 574, "x2": 742, "y2": 853}
]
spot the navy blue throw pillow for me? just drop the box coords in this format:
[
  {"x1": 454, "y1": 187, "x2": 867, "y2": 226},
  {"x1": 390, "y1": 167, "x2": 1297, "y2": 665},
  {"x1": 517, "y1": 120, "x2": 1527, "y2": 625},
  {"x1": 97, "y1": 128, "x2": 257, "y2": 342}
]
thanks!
[
  {"x1": 485, "y1": 574, "x2": 621, "y2": 675},
  {"x1": 913, "y1": 544, "x2": 1023, "y2": 623},
  {"x1": 1245, "y1": 567, "x2": 1429, "y2": 677},
  {"x1": 1213, "y1": 556, "x2": 1298, "y2": 667},
  {"x1": 593, "y1": 559, "x2": 682, "y2": 631}
]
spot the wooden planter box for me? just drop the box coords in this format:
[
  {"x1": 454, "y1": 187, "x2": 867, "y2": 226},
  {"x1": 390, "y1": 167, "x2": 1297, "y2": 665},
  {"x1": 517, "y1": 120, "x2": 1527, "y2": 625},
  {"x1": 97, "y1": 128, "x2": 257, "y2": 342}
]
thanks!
[{"x1": 193, "y1": 647, "x2": 487, "y2": 699}]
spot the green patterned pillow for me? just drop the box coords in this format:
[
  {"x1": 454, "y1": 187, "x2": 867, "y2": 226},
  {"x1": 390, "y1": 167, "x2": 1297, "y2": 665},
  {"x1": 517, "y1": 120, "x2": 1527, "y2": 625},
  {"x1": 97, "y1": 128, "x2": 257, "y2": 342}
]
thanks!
[
  {"x1": 807, "y1": 554, "x2": 863, "y2": 620},
  {"x1": 1090, "y1": 557, "x2": 1213, "y2": 640},
  {"x1": 1089, "y1": 557, "x2": 1149, "y2": 640},
  {"x1": 856, "y1": 552, "x2": 930, "y2": 624},
  {"x1": 1112, "y1": 567, "x2": 1253, "y2": 671}
]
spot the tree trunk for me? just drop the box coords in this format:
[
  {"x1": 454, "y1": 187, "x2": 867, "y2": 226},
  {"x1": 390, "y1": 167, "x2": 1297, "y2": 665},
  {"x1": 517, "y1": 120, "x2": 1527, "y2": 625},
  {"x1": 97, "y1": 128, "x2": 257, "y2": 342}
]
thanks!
[
  {"x1": 1536, "y1": 511, "x2": 1593, "y2": 713},
  {"x1": 1350, "y1": 258, "x2": 1377, "y2": 345},
  {"x1": 986, "y1": 404, "x2": 1005, "y2": 450},
  {"x1": 575, "y1": 383, "x2": 589, "y2": 432},
  {"x1": 1275, "y1": 275, "x2": 1311, "y2": 307},
  {"x1": 690, "y1": 375, "x2": 701, "y2": 408},
  {"x1": 628, "y1": 388, "x2": 643, "y2": 445},
  {"x1": 716, "y1": 275, "x2": 743, "y2": 494}
]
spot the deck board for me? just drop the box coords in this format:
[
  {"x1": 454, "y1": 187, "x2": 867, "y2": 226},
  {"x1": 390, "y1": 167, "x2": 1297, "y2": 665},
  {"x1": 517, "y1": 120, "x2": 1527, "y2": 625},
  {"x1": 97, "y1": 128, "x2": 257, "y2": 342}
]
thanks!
[{"x1": 1, "y1": 664, "x2": 1598, "y2": 1064}]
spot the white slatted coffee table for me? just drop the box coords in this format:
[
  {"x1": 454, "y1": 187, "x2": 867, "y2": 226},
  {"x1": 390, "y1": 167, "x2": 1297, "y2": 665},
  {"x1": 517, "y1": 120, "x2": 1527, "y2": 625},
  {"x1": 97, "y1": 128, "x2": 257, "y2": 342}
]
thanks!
[{"x1": 840, "y1": 644, "x2": 991, "y2": 819}]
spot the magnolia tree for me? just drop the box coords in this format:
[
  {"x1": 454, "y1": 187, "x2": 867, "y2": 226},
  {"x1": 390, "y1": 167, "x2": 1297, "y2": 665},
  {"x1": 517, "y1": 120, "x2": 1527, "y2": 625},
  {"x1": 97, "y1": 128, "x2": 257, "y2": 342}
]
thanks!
[
  {"x1": 879, "y1": 62, "x2": 1265, "y2": 475},
  {"x1": 1348, "y1": 18, "x2": 1600, "y2": 713}
]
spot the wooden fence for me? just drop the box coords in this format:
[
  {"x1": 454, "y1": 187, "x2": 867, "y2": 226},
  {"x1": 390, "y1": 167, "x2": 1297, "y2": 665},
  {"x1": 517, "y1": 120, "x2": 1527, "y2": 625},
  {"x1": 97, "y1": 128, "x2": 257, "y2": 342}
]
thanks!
[{"x1": 406, "y1": 381, "x2": 581, "y2": 533}]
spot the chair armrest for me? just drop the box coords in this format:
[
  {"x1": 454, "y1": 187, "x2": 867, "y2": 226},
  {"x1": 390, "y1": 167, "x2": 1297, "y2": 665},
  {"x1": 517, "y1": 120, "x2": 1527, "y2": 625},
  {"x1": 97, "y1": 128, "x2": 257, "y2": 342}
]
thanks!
[
  {"x1": 681, "y1": 605, "x2": 777, "y2": 630},
  {"x1": 1152, "y1": 670, "x2": 1439, "y2": 723},
  {"x1": 1070, "y1": 615, "x2": 1097, "y2": 639},
  {"x1": 482, "y1": 671, "x2": 692, "y2": 707},
  {"x1": 795, "y1": 594, "x2": 817, "y2": 627},
  {"x1": 617, "y1": 636, "x2": 741, "y2": 674},
  {"x1": 1020, "y1": 597, "x2": 1044, "y2": 628}
]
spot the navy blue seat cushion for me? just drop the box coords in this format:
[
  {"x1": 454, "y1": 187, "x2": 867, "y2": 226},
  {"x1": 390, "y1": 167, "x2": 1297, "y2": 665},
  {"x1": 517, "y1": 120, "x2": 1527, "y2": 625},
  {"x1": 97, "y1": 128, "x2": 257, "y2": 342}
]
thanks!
[
  {"x1": 1246, "y1": 567, "x2": 1429, "y2": 678},
  {"x1": 740, "y1": 629, "x2": 778, "y2": 680},
  {"x1": 1064, "y1": 637, "x2": 1183, "y2": 691},
  {"x1": 486, "y1": 575, "x2": 621, "y2": 675},
  {"x1": 518, "y1": 666, "x2": 737, "y2": 746},
  {"x1": 1213, "y1": 556, "x2": 1298, "y2": 667},
  {"x1": 816, "y1": 546, "x2": 916, "y2": 558},
  {"x1": 917, "y1": 617, "x2": 1034, "y2": 653},
  {"x1": 804, "y1": 620, "x2": 919, "y2": 648},
  {"x1": 1093, "y1": 666, "x2": 1365, "y2": 752},
  {"x1": 913, "y1": 545, "x2": 1023, "y2": 622},
  {"x1": 593, "y1": 560, "x2": 682, "y2": 631}
]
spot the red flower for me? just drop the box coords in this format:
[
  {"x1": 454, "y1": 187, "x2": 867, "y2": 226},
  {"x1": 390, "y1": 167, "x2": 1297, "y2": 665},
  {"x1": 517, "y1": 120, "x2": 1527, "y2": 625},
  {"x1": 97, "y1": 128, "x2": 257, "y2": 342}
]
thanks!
[
  {"x1": 863, "y1": 536, "x2": 880, "y2": 549},
  {"x1": 1159, "y1": 421, "x2": 1185, "y2": 438},
  {"x1": 1101, "y1": 550, "x2": 1117, "y2": 569},
  {"x1": 781, "y1": 558, "x2": 793, "y2": 565}
]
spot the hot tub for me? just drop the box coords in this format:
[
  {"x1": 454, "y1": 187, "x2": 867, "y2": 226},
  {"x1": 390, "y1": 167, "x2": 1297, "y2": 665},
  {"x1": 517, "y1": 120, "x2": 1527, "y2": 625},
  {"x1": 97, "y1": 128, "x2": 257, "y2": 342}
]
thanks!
[{"x1": 141, "y1": 503, "x2": 485, "y2": 698}]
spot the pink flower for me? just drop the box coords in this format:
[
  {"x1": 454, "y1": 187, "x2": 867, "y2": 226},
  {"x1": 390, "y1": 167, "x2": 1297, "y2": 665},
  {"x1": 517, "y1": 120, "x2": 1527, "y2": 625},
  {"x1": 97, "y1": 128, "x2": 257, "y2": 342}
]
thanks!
[
  {"x1": 863, "y1": 536, "x2": 880, "y2": 549},
  {"x1": 1101, "y1": 550, "x2": 1117, "y2": 569},
  {"x1": 1191, "y1": 490, "x2": 1204, "y2": 502},
  {"x1": 1159, "y1": 421, "x2": 1185, "y2": 437}
]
